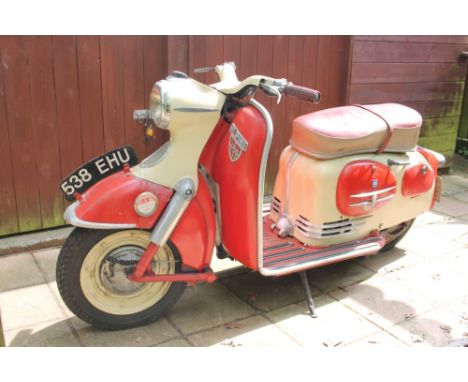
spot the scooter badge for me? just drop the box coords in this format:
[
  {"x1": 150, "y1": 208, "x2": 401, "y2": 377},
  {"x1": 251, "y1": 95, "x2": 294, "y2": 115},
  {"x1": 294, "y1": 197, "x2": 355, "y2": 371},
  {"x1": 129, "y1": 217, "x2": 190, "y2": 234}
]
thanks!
[{"x1": 228, "y1": 123, "x2": 248, "y2": 162}]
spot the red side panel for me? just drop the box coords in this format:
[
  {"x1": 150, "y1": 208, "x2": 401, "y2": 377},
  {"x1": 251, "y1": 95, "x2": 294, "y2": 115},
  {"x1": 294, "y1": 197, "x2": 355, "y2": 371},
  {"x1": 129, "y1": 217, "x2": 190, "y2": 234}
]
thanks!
[
  {"x1": 170, "y1": 172, "x2": 216, "y2": 271},
  {"x1": 336, "y1": 160, "x2": 397, "y2": 217},
  {"x1": 75, "y1": 171, "x2": 173, "y2": 228},
  {"x1": 200, "y1": 106, "x2": 267, "y2": 270},
  {"x1": 402, "y1": 164, "x2": 435, "y2": 197}
]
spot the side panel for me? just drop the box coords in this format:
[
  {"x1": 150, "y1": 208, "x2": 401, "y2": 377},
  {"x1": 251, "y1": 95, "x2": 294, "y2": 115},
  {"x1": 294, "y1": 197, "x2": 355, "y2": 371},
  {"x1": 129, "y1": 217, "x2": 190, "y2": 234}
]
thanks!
[{"x1": 200, "y1": 106, "x2": 267, "y2": 270}]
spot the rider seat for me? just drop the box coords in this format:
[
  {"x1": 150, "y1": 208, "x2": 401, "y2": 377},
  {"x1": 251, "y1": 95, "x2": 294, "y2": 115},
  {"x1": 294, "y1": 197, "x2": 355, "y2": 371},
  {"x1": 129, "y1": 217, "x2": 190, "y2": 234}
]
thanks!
[{"x1": 290, "y1": 103, "x2": 422, "y2": 159}]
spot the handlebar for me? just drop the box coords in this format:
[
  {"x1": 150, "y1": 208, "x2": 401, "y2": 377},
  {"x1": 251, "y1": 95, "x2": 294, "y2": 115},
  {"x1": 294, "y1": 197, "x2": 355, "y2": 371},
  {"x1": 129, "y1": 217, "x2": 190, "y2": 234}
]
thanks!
[{"x1": 282, "y1": 82, "x2": 321, "y2": 104}]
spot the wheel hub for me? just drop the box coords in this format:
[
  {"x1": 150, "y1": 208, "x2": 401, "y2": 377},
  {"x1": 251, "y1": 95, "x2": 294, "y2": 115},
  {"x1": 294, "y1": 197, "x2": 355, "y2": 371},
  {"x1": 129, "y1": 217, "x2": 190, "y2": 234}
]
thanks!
[{"x1": 100, "y1": 246, "x2": 148, "y2": 294}]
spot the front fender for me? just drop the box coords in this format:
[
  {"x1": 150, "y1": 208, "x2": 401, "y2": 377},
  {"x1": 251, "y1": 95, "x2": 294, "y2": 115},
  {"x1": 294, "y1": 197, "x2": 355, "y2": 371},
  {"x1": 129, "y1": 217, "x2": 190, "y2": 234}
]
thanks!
[{"x1": 65, "y1": 170, "x2": 216, "y2": 271}]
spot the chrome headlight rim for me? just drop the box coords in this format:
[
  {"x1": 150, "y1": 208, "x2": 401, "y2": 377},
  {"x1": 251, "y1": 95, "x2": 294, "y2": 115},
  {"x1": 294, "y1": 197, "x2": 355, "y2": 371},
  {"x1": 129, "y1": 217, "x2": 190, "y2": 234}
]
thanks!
[{"x1": 150, "y1": 80, "x2": 170, "y2": 130}]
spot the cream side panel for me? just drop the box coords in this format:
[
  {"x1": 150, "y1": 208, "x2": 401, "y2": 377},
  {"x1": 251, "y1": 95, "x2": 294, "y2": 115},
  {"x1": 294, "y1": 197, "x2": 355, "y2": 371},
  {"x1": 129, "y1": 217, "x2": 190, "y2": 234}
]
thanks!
[
  {"x1": 272, "y1": 148, "x2": 434, "y2": 246},
  {"x1": 132, "y1": 78, "x2": 226, "y2": 189}
]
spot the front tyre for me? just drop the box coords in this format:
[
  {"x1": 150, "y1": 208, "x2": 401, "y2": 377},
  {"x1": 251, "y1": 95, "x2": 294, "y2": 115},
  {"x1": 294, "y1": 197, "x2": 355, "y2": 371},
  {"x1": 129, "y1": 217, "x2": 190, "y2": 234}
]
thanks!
[{"x1": 56, "y1": 228, "x2": 186, "y2": 330}]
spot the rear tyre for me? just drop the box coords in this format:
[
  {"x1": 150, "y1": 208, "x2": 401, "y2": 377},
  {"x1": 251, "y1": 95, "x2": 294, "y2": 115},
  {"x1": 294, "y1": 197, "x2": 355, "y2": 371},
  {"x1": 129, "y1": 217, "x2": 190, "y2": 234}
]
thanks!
[
  {"x1": 380, "y1": 219, "x2": 415, "y2": 252},
  {"x1": 56, "y1": 228, "x2": 186, "y2": 330}
]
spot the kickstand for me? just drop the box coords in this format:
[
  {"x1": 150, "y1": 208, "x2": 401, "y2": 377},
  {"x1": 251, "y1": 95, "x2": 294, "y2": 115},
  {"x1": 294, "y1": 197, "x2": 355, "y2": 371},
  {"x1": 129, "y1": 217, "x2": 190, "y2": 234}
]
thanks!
[{"x1": 299, "y1": 271, "x2": 318, "y2": 318}]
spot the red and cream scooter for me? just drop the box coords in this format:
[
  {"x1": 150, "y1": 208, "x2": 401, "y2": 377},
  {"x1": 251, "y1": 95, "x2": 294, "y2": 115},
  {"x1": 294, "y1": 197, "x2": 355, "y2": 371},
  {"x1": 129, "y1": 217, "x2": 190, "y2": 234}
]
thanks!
[{"x1": 57, "y1": 62, "x2": 444, "y2": 330}]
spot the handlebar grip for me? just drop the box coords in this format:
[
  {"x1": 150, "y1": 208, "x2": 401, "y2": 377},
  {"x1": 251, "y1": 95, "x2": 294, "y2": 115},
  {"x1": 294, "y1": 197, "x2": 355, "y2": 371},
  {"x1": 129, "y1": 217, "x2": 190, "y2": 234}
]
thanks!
[{"x1": 283, "y1": 82, "x2": 321, "y2": 103}]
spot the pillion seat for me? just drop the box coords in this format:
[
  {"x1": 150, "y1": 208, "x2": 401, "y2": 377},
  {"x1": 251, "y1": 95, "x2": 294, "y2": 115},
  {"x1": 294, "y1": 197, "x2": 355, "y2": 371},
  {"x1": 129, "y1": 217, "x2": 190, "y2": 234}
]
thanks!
[{"x1": 290, "y1": 103, "x2": 423, "y2": 159}]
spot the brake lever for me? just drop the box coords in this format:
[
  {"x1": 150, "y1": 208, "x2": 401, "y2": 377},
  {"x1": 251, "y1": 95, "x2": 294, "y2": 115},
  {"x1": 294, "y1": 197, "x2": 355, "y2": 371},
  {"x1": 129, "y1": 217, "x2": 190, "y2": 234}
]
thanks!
[
  {"x1": 194, "y1": 66, "x2": 217, "y2": 74},
  {"x1": 260, "y1": 83, "x2": 282, "y2": 104}
]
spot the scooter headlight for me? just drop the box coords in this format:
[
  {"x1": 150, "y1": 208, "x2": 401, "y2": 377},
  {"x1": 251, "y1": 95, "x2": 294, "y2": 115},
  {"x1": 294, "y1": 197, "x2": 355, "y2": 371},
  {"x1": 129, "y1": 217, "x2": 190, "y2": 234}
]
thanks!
[{"x1": 149, "y1": 81, "x2": 170, "y2": 129}]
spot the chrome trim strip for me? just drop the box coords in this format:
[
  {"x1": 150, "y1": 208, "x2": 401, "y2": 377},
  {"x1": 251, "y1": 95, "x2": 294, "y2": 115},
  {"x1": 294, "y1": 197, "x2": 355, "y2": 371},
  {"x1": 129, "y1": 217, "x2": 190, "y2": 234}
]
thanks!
[
  {"x1": 423, "y1": 148, "x2": 446, "y2": 168},
  {"x1": 250, "y1": 99, "x2": 273, "y2": 275},
  {"x1": 199, "y1": 165, "x2": 223, "y2": 246},
  {"x1": 150, "y1": 178, "x2": 195, "y2": 246},
  {"x1": 261, "y1": 240, "x2": 383, "y2": 276},
  {"x1": 349, "y1": 193, "x2": 395, "y2": 207},
  {"x1": 174, "y1": 107, "x2": 221, "y2": 112},
  {"x1": 350, "y1": 186, "x2": 396, "y2": 199},
  {"x1": 64, "y1": 202, "x2": 137, "y2": 229}
]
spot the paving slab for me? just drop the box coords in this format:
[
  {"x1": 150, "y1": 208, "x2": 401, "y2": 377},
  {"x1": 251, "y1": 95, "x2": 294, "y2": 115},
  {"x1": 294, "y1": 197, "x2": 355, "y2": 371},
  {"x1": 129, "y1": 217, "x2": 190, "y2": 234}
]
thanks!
[
  {"x1": 413, "y1": 210, "x2": 453, "y2": 227},
  {"x1": 32, "y1": 247, "x2": 61, "y2": 282},
  {"x1": 440, "y1": 177, "x2": 467, "y2": 196},
  {"x1": 386, "y1": 306, "x2": 468, "y2": 347},
  {"x1": 155, "y1": 337, "x2": 191, "y2": 347},
  {"x1": 384, "y1": 257, "x2": 468, "y2": 306},
  {"x1": 433, "y1": 196, "x2": 468, "y2": 217},
  {"x1": 329, "y1": 275, "x2": 436, "y2": 329},
  {"x1": 345, "y1": 330, "x2": 408, "y2": 347},
  {"x1": 71, "y1": 316, "x2": 179, "y2": 346},
  {"x1": 167, "y1": 283, "x2": 255, "y2": 335},
  {"x1": 451, "y1": 191, "x2": 468, "y2": 204},
  {"x1": 188, "y1": 315, "x2": 299, "y2": 347},
  {"x1": 395, "y1": 225, "x2": 465, "y2": 258},
  {"x1": 220, "y1": 271, "x2": 319, "y2": 313},
  {"x1": 424, "y1": 219, "x2": 468, "y2": 242},
  {"x1": 306, "y1": 260, "x2": 376, "y2": 293},
  {"x1": 0, "y1": 253, "x2": 45, "y2": 292},
  {"x1": 266, "y1": 295, "x2": 381, "y2": 347},
  {"x1": 0, "y1": 283, "x2": 67, "y2": 331},
  {"x1": 5, "y1": 318, "x2": 79, "y2": 347},
  {"x1": 355, "y1": 247, "x2": 424, "y2": 274}
]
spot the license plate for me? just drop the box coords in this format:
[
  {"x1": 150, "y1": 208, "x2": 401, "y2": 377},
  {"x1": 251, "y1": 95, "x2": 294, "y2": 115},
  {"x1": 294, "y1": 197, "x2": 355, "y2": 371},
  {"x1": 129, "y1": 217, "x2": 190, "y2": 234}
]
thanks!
[{"x1": 60, "y1": 146, "x2": 139, "y2": 201}]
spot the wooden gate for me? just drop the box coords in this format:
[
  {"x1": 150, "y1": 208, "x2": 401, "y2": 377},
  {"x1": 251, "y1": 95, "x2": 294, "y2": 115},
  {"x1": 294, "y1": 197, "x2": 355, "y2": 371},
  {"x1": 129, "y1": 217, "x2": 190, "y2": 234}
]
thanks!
[{"x1": 0, "y1": 36, "x2": 351, "y2": 237}]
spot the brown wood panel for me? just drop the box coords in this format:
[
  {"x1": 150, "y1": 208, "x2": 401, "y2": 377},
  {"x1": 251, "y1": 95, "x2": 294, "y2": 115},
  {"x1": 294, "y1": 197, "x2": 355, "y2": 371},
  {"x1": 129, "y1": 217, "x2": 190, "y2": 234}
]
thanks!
[
  {"x1": 349, "y1": 81, "x2": 465, "y2": 104},
  {"x1": 204, "y1": 36, "x2": 224, "y2": 84},
  {"x1": 100, "y1": 36, "x2": 125, "y2": 152},
  {"x1": 167, "y1": 36, "x2": 189, "y2": 74},
  {"x1": 1, "y1": 37, "x2": 42, "y2": 232},
  {"x1": 353, "y1": 40, "x2": 468, "y2": 63},
  {"x1": 143, "y1": 36, "x2": 168, "y2": 155},
  {"x1": 328, "y1": 36, "x2": 351, "y2": 106},
  {"x1": 351, "y1": 63, "x2": 466, "y2": 84},
  {"x1": 122, "y1": 36, "x2": 146, "y2": 160},
  {"x1": 53, "y1": 36, "x2": 83, "y2": 178},
  {"x1": 314, "y1": 36, "x2": 333, "y2": 110},
  {"x1": 354, "y1": 36, "x2": 468, "y2": 44},
  {"x1": 189, "y1": 36, "x2": 206, "y2": 83},
  {"x1": 27, "y1": 36, "x2": 64, "y2": 228},
  {"x1": 223, "y1": 36, "x2": 241, "y2": 66},
  {"x1": 239, "y1": 36, "x2": 258, "y2": 81},
  {"x1": 0, "y1": 41, "x2": 19, "y2": 236},
  {"x1": 403, "y1": 99, "x2": 463, "y2": 118},
  {"x1": 77, "y1": 36, "x2": 105, "y2": 162},
  {"x1": 300, "y1": 36, "x2": 319, "y2": 116},
  {"x1": 420, "y1": 116, "x2": 460, "y2": 137}
]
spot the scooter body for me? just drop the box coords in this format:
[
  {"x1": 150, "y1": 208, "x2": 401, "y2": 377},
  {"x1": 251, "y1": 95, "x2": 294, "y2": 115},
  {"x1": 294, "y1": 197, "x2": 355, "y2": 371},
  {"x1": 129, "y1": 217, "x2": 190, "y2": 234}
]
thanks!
[{"x1": 56, "y1": 62, "x2": 445, "y2": 330}]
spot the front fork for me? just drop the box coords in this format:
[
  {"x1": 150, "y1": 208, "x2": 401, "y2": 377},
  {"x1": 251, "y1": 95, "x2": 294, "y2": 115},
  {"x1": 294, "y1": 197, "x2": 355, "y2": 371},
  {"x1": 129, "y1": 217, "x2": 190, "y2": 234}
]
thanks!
[{"x1": 128, "y1": 178, "x2": 217, "y2": 285}]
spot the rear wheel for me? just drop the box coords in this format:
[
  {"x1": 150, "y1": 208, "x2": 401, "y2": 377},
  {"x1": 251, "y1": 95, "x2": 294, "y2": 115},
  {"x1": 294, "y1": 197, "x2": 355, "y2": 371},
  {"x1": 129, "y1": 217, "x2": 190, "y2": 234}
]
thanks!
[
  {"x1": 380, "y1": 219, "x2": 415, "y2": 252},
  {"x1": 56, "y1": 228, "x2": 186, "y2": 330}
]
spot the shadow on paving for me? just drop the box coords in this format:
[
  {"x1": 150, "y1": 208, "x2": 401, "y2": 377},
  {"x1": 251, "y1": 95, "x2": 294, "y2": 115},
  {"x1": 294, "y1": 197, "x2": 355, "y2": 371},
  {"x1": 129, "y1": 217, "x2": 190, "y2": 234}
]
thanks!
[{"x1": 6, "y1": 247, "x2": 462, "y2": 347}]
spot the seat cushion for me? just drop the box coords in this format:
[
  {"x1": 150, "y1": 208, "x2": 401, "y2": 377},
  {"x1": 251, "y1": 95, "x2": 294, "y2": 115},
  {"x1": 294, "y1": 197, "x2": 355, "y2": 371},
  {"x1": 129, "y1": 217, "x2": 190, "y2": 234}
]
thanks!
[{"x1": 290, "y1": 103, "x2": 422, "y2": 159}]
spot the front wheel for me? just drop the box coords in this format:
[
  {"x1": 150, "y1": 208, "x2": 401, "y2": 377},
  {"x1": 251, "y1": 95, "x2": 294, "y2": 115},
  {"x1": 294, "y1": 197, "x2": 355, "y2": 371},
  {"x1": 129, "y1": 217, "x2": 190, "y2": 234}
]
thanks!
[
  {"x1": 380, "y1": 218, "x2": 415, "y2": 253},
  {"x1": 56, "y1": 228, "x2": 186, "y2": 330}
]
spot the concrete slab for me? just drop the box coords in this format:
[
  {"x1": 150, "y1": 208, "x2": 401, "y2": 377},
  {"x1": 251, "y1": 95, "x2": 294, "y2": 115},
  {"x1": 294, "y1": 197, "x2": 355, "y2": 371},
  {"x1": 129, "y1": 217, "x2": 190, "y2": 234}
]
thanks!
[
  {"x1": 71, "y1": 316, "x2": 180, "y2": 346},
  {"x1": 0, "y1": 227, "x2": 72, "y2": 256},
  {"x1": 266, "y1": 295, "x2": 381, "y2": 347},
  {"x1": 155, "y1": 338, "x2": 191, "y2": 347},
  {"x1": 451, "y1": 191, "x2": 468, "y2": 204},
  {"x1": 424, "y1": 219, "x2": 468, "y2": 242},
  {"x1": 384, "y1": 257, "x2": 468, "y2": 306},
  {"x1": 355, "y1": 247, "x2": 424, "y2": 274},
  {"x1": 0, "y1": 283, "x2": 67, "y2": 331},
  {"x1": 386, "y1": 306, "x2": 468, "y2": 347},
  {"x1": 167, "y1": 283, "x2": 255, "y2": 335},
  {"x1": 220, "y1": 271, "x2": 319, "y2": 313},
  {"x1": 0, "y1": 253, "x2": 45, "y2": 292},
  {"x1": 32, "y1": 247, "x2": 61, "y2": 283},
  {"x1": 345, "y1": 330, "x2": 408, "y2": 347},
  {"x1": 188, "y1": 315, "x2": 300, "y2": 347},
  {"x1": 4, "y1": 318, "x2": 79, "y2": 347},
  {"x1": 306, "y1": 260, "x2": 376, "y2": 293},
  {"x1": 329, "y1": 275, "x2": 436, "y2": 329},
  {"x1": 413, "y1": 210, "x2": 453, "y2": 227},
  {"x1": 395, "y1": 225, "x2": 465, "y2": 258},
  {"x1": 440, "y1": 176, "x2": 468, "y2": 196},
  {"x1": 433, "y1": 196, "x2": 468, "y2": 217}
]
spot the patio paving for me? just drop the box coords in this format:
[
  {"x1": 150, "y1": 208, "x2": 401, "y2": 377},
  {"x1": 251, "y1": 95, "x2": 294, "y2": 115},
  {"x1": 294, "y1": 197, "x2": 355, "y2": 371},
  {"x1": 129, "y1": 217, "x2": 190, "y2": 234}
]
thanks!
[{"x1": 1, "y1": 158, "x2": 467, "y2": 347}]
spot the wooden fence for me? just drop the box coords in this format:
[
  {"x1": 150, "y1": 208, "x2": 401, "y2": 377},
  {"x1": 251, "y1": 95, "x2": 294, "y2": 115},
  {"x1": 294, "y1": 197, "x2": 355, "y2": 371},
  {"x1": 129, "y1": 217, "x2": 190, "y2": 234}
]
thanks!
[
  {"x1": 0, "y1": 36, "x2": 351, "y2": 236},
  {"x1": 348, "y1": 35, "x2": 468, "y2": 164}
]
